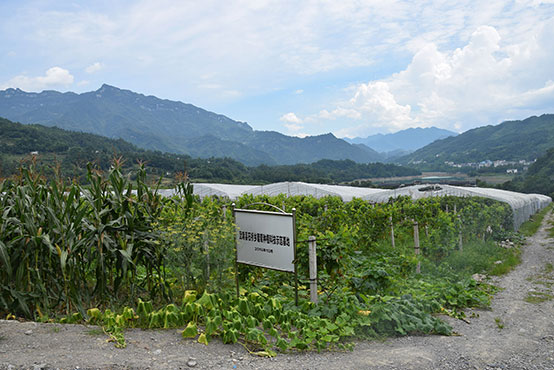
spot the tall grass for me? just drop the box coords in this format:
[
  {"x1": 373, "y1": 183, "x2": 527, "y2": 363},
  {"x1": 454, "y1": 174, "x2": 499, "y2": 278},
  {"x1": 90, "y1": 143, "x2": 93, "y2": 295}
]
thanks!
[{"x1": 441, "y1": 239, "x2": 521, "y2": 276}]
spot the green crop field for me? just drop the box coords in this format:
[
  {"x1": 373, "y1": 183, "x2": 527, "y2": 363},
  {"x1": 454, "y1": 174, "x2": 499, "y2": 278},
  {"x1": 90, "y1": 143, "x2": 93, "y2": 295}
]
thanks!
[{"x1": 0, "y1": 160, "x2": 533, "y2": 354}]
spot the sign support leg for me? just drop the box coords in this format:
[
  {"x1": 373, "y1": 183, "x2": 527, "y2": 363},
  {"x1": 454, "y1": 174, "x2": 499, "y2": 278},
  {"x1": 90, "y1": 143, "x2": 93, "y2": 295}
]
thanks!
[
  {"x1": 295, "y1": 269, "x2": 299, "y2": 306},
  {"x1": 293, "y1": 208, "x2": 298, "y2": 306},
  {"x1": 232, "y1": 203, "x2": 239, "y2": 298}
]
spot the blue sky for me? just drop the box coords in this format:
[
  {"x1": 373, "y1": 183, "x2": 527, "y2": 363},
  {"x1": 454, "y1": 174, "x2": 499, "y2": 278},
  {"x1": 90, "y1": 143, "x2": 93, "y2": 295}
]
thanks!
[{"x1": 1, "y1": 1, "x2": 554, "y2": 138}]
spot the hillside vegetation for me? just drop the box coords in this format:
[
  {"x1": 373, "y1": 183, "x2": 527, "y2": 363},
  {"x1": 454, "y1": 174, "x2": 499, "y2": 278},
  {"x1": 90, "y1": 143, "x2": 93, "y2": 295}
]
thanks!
[
  {"x1": 0, "y1": 117, "x2": 418, "y2": 184},
  {"x1": 401, "y1": 114, "x2": 554, "y2": 167},
  {"x1": 502, "y1": 147, "x2": 554, "y2": 198}
]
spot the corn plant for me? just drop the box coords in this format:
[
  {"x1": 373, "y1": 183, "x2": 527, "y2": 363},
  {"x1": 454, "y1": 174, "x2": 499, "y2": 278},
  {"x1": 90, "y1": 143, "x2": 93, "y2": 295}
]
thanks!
[{"x1": 0, "y1": 159, "x2": 167, "y2": 318}]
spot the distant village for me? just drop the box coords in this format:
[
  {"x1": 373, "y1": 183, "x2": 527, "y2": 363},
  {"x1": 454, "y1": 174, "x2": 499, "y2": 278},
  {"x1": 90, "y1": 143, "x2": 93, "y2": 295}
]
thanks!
[{"x1": 443, "y1": 159, "x2": 535, "y2": 173}]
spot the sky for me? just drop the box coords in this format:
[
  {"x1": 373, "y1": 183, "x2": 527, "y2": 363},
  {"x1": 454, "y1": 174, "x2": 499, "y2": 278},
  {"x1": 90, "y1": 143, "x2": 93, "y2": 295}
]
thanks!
[{"x1": 1, "y1": 0, "x2": 554, "y2": 138}]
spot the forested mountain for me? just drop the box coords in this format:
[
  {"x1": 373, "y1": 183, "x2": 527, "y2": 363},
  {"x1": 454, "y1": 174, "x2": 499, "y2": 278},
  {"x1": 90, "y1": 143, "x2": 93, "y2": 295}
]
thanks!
[
  {"x1": 0, "y1": 117, "x2": 418, "y2": 184},
  {"x1": 346, "y1": 127, "x2": 457, "y2": 153},
  {"x1": 246, "y1": 131, "x2": 381, "y2": 164},
  {"x1": 0, "y1": 85, "x2": 382, "y2": 165},
  {"x1": 502, "y1": 147, "x2": 554, "y2": 198},
  {"x1": 400, "y1": 114, "x2": 554, "y2": 166}
]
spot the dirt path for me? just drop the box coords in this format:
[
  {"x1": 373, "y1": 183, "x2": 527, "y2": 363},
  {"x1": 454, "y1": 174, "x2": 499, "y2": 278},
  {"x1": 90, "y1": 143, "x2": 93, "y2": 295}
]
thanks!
[{"x1": 2, "y1": 211, "x2": 554, "y2": 370}]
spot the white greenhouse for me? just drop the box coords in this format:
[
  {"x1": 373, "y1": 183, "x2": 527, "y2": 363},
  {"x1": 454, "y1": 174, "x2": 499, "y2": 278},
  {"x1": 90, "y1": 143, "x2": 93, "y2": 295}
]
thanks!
[
  {"x1": 360, "y1": 184, "x2": 551, "y2": 230},
  {"x1": 245, "y1": 182, "x2": 385, "y2": 202},
  {"x1": 157, "y1": 181, "x2": 550, "y2": 230}
]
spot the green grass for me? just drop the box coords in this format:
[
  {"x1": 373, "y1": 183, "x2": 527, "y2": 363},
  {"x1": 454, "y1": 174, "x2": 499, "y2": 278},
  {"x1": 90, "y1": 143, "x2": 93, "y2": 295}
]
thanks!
[
  {"x1": 524, "y1": 262, "x2": 554, "y2": 303},
  {"x1": 442, "y1": 240, "x2": 521, "y2": 277},
  {"x1": 524, "y1": 291, "x2": 554, "y2": 304},
  {"x1": 494, "y1": 317, "x2": 504, "y2": 329},
  {"x1": 533, "y1": 280, "x2": 553, "y2": 288},
  {"x1": 85, "y1": 328, "x2": 104, "y2": 336},
  {"x1": 519, "y1": 204, "x2": 553, "y2": 237}
]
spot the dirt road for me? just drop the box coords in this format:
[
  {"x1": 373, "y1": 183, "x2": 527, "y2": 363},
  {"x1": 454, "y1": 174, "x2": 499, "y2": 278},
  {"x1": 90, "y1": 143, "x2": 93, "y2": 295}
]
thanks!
[{"x1": 2, "y1": 211, "x2": 553, "y2": 370}]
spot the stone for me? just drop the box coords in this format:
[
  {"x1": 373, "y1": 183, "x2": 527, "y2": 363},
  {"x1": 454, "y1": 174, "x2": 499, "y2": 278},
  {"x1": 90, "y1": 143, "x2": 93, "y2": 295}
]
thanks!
[
  {"x1": 472, "y1": 273, "x2": 487, "y2": 282},
  {"x1": 187, "y1": 357, "x2": 197, "y2": 367}
]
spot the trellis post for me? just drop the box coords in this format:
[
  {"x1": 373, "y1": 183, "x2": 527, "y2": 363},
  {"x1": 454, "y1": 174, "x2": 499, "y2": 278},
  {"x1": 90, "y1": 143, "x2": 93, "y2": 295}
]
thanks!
[
  {"x1": 458, "y1": 215, "x2": 463, "y2": 251},
  {"x1": 308, "y1": 236, "x2": 318, "y2": 304},
  {"x1": 389, "y1": 216, "x2": 395, "y2": 248},
  {"x1": 413, "y1": 220, "x2": 421, "y2": 273}
]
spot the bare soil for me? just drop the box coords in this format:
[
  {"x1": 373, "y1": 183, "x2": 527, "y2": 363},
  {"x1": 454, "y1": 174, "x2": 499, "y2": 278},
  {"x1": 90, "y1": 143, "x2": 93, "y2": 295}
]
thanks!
[{"x1": 2, "y1": 211, "x2": 554, "y2": 370}]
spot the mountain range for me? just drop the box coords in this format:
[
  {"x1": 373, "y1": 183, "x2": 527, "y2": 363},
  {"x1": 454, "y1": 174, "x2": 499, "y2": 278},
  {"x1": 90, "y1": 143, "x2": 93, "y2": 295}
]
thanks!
[
  {"x1": 345, "y1": 127, "x2": 457, "y2": 154},
  {"x1": 3, "y1": 85, "x2": 550, "y2": 170},
  {"x1": 0, "y1": 116, "x2": 419, "y2": 184},
  {"x1": 0, "y1": 85, "x2": 386, "y2": 166}
]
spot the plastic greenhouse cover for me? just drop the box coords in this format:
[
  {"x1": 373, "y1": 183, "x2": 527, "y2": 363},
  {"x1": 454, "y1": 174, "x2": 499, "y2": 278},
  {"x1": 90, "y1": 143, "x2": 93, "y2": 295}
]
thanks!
[
  {"x1": 245, "y1": 182, "x2": 385, "y2": 202},
  {"x1": 150, "y1": 182, "x2": 550, "y2": 230}
]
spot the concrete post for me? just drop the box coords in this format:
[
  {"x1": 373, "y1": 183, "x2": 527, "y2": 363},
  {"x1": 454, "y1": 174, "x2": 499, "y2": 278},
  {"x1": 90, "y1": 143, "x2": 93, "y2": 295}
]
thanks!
[
  {"x1": 413, "y1": 220, "x2": 421, "y2": 274},
  {"x1": 389, "y1": 216, "x2": 395, "y2": 248},
  {"x1": 308, "y1": 236, "x2": 318, "y2": 304}
]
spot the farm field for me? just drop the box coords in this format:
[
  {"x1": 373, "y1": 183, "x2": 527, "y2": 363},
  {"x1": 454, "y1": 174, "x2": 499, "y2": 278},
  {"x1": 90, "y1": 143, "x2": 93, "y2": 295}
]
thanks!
[{"x1": 0, "y1": 162, "x2": 552, "y2": 369}]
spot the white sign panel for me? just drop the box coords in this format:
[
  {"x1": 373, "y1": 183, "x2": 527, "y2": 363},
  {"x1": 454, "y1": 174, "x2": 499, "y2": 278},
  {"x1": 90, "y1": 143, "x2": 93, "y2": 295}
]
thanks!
[{"x1": 235, "y1": 209, "x2": 295, "y2": 272}]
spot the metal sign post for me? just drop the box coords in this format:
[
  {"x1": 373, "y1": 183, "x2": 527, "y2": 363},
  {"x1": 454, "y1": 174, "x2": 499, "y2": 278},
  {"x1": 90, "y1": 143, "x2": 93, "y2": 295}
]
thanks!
[{"x1": 232, "y1": 203, "x2": 298, "y2": 305}]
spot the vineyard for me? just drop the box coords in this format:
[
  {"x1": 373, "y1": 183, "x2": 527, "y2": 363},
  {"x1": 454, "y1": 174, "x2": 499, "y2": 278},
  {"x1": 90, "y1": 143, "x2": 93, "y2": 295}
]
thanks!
[{"x1": 0, "y1": 161, "x2": 529, "y2": 355}]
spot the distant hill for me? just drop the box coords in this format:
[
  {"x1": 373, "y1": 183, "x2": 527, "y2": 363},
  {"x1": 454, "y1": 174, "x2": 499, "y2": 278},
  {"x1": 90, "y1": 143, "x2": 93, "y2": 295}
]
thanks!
[
  {"x1": 0, "y1": 117, "x2": 417, "y2": 184},
  {"x1": 399, "y1": 114, "x2": 554, "y2": 167},
  {"x1": 246, "y1": 131, "x2": 382, "y2": 165},
  {"x1": 0, "y1": 85, "x2": 382, "y2": 165},
  {"x1": 345, "y1": 127, "x2": 457, "y2": 153}
]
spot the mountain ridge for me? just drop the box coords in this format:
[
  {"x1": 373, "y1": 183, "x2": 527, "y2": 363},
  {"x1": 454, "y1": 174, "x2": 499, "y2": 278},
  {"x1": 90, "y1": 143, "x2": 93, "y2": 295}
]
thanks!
[
  {"x1": 0, "y1": 116, "x2": 419, "y2": 183},
  {"x1": 344, "y1": 127, "x2": 457, "y2": 153},
  {"x1": 0, "y1": 84, "x2": 382, "y2": 165},
  {"x1": 399, "y1": 114, "x2": 554, "y2": 167}
]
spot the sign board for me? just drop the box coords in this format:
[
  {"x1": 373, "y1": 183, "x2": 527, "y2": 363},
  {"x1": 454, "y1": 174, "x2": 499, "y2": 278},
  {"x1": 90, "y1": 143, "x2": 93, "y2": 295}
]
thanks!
[{"x1": 234, "y1": 208, "x2": 295, "y2": 272}]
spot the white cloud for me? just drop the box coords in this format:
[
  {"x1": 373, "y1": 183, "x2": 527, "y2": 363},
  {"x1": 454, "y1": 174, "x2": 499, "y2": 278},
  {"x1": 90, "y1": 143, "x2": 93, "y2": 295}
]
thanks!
[
  {"x1": 1, "y1": 1, "x2": 553, "y2": 134},
  {"x1": 280, "y1": 112, "x2": 303, "y2": 124},
  {"x1": 284, "y1": 123, "x2": 303, "y2": 132},
  {"x1": 85, "y1": 62, "x2": 104, "y2": 74},
  {"x1": 284, "y1": 124, "x2": 308, "y2": 137},
  {"x1": 325, "y1": 22, "x2": 554, "y2": 137},
  {"x1": 1, "y1": 67, "x2": 74, "y2": 91}
]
